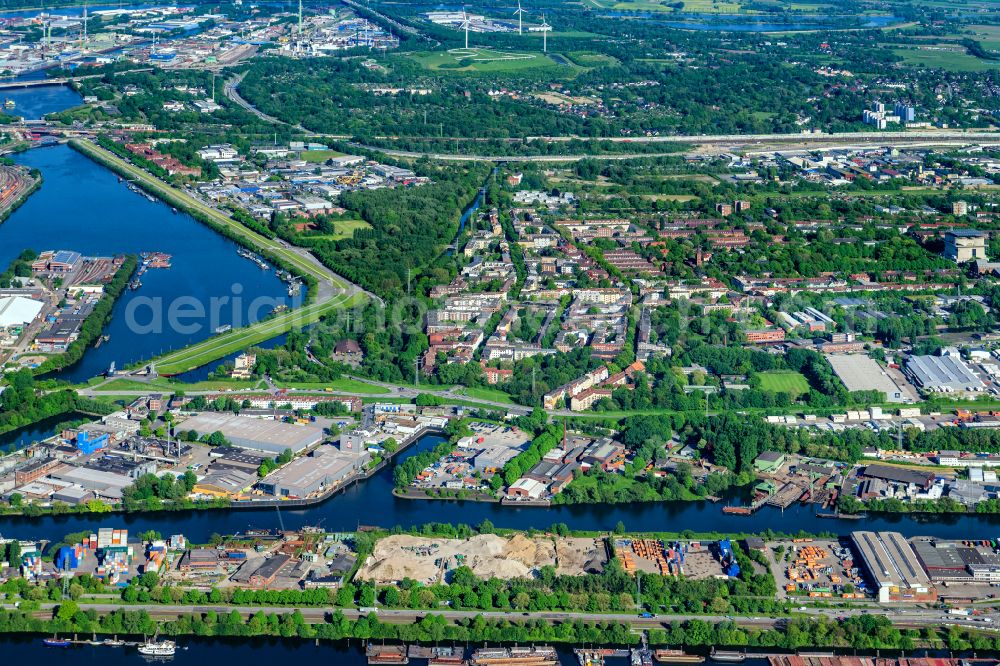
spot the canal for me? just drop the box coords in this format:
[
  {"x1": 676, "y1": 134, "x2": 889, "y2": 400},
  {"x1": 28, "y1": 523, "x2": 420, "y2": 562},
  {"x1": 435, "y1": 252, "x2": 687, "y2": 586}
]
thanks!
[{"x1": 5, "y1": 432, "x2": 1000, "y2": 542}]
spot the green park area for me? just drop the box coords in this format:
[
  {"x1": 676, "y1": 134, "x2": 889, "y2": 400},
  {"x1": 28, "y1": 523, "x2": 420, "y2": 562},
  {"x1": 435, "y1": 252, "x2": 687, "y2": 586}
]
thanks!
[{"x1": 306, "y1": 219, "x2": 373, "y2": 241}]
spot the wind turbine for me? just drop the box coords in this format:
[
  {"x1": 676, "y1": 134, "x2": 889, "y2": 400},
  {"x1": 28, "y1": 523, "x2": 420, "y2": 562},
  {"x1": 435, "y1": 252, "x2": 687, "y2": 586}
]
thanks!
[
  {"x1": 539, "y1": 14, "x2": 551, "y2": 53},
  {"x1": 513, "y1": 0, "x2": 525, "y2": 35},
  {"x1": 459, "y1": 8, "x2": 471, "y2": 49}
]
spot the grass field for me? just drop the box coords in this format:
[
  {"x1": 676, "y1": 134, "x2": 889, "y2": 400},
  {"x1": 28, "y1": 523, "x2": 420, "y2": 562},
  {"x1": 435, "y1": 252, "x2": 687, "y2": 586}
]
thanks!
[
  {"x1": 94, "y1": 377, "x2": 262, "y2": 392},
  {"x1": 758, "y1": 371, "x2": 810, "y2": 396},
  {"x1": 968, "y1": 25, "x2": 1000, "y2": 50},
  {"x1": 300, "y1": 149, "x2": 346, "y2": 163},
  {"x1": 564, "y1": 51, "x2": 620, "y2": 67},
  {"x1": 459, "y1": 386, "x2": 515, "y2": 404},
  {"x1": 305, "y1": 219, "x2": 372, "y2": 241},
  {"x1": 273, "y1": 378, "x2": 389, "y2": 394},
  {"x1": 411, "y1": 48, "x2": 561, "y2": 73},
  {"x1": 894, "y1": 46, "x2": 1000, "y2": 72}
]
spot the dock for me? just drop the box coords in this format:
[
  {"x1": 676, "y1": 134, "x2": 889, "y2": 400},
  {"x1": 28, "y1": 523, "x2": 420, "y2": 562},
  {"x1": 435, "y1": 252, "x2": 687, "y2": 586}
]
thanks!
[
  {"x1": 765, "y1": 482, "x2": 806, "y2": 510},
  {"x1": 367, "y1": 644, "x2": 408, "y2": 665}
]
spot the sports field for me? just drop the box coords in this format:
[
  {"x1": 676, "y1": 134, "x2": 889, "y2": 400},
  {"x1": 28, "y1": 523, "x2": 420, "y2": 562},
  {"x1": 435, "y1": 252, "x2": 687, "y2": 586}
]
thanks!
[
  {"x1": 300, "y1": 149, "x2": 346, "y2": 163},
  {"x1": 758, "y1": 371, "x2": 810, "y2": 396}
]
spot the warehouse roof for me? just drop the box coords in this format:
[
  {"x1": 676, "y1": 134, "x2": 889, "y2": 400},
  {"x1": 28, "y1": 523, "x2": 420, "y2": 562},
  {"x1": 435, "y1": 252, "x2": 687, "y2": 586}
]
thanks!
[
  {"x1": 0, "y1": 296, "x2": 44, "y2": 328},
  {"x1": 861, "y1": 464, "x2": 934, "y2": 487},
  {"x1": 181, "y1": 413, "x2": 323, "y2": 453},
  {"x1": 260, "y1": 447, "x2": 357, "y2": 494},
  {"x1": 851, "y1": 531, "x2": 930, "y2": 591},
  {"x1": 906, "y1": 354, "x2": 983, "y2": 391}
]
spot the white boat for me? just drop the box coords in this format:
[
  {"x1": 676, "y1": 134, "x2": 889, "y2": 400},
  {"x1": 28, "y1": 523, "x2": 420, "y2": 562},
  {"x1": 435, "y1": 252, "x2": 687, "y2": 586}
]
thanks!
[
  {"x1": 215, "y1": 324, "x2": 232, "y2": 334},
  {"x1": 138, "y1": 640, "x2": 176, "y2": 656}
]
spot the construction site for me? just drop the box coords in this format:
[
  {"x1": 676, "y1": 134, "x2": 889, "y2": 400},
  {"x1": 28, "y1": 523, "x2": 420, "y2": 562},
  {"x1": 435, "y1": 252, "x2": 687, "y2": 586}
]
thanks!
[{"x1": 355, "y1": 534, "x2": 607, "y2": 585}]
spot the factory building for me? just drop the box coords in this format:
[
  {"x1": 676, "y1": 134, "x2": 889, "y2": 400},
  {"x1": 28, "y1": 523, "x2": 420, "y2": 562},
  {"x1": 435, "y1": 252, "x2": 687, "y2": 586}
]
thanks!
[
  {"x1": 256, "y1": 446, "x2": 367, "y2": 499},
  {"x1": 912, "y1": 538, "x2": 1000, "y2": 584},
  {"x1": 179, "y1": 413, "x2": 324, "y2": 455},
  {"x1": 905, "y1": 353, "x2": 984, "y2": 393},
  {"x1": 851, "y1": 531, "x2": 933, "y2": 602}
]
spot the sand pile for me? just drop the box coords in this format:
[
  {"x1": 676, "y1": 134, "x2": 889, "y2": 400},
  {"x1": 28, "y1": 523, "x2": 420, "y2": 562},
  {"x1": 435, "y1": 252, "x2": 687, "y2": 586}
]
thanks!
[{"x1": 357, "y1": 534, "x2": 574, "y2": 584}]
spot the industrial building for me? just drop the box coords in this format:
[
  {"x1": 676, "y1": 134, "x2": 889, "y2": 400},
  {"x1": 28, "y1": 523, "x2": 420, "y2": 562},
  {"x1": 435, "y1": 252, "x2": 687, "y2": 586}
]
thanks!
[
  {"x1": 232, "y1": 553, "x2": 292, "y2": 588},
  {"x1": 851, "y1": 531, "x2": 933, "y2": 602},
  {"x1": 192, "y1": 468, "x2": 257, "y2": 498},
  {"x1": 256, "y1": 446, "x2": 367, "y2": 499},
  {"x1": 48, "y1": 466, "x2": 133, "y2": 500},
  {"x1": 912, "y1": 538, "x2": 1000, "y2": 584},
  {"x1": 905, "y1": 353, "x2": 984, "y2": 393},
  {"x1": 179, "y1": 413, "x2": 324, "y2": 455},
  {"x1": 0, "y1": 295, "x2": 43, "y2": 328},
  {"x1": 826, "y1": 354, "x2": 913, "y2": 403}
]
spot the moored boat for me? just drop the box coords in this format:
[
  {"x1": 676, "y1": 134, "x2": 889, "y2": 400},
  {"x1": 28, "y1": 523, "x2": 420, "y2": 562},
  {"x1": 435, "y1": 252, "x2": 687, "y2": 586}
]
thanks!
[
  {"x1": 138, "y1": 640, "x2": 176, "y2": 656},
  {"x1": 655, "y1": 650, "x2": 704, "y2": 663}
]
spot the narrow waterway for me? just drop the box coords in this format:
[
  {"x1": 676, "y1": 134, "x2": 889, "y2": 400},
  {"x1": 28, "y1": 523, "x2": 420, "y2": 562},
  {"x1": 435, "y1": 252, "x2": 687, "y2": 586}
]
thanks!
[{"x1": 0, "y1": 411, "x2": 89, "y2": 454}]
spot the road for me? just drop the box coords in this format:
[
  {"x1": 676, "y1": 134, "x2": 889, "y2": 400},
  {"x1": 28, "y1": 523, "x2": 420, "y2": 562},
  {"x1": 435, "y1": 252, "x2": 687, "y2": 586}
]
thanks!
[
  {"x1": 7, "y1": 601, "x2": 1000, "y2": 633},
  {"x1": 70, "y1": 139, "x2": 377, "y2": 376}
]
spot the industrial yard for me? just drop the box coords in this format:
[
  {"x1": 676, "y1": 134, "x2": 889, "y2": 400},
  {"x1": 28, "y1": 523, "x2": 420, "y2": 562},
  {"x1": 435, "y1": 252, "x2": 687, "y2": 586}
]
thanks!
[
  {"x1": 764, "y1": 538, "x2": 865, "y2": 600},
  {"x1": 356, "y1": 534, "x2": 607, "y2": 585}
]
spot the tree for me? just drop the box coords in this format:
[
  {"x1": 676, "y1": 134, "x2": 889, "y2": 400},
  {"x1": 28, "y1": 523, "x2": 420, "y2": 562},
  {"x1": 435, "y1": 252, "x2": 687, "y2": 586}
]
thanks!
[
  {"x1": 55, "y1": 600, "x2": 79, "y2": 622},
  {"x1": 6, "y1": 540, "x2": 21, "y2": 564}
]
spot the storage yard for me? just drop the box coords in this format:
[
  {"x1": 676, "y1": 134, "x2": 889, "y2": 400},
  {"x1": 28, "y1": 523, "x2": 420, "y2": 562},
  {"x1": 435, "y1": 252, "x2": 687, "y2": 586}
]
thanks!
[
  {"x1": 356, "y1": 534, "x2": 607, "y2": 584},
  {"x1": 765, "y1": 538, "x2": 866, "y2": 600},
  {"x1": 613, "y1": 538, "x2": 738, "y2": 579}
]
